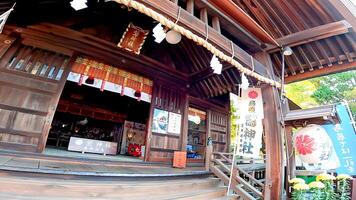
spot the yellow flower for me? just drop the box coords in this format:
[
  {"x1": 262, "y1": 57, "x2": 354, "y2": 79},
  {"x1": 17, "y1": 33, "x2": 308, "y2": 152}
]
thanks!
[
  {"x1": 293, "y1": 183, "x2": 310, "y2": 190},
  {"x1": 316, "y1": 173, "x2": 336, "y2": 181},
  {"x1": 308, "y1": 181, "x2": 325, "y2": 189},
  {"x1": 289, "y1": 178, "x2": 305, "y2": 184},
  {"x1": 337, "y1": 174, "x2": 352, "y2": 180}
]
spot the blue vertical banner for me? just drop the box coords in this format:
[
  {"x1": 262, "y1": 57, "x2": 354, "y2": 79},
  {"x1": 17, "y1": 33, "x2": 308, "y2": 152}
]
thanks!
[{"x1": 323, "y1": 104, "x2": 356, "y2": 175}]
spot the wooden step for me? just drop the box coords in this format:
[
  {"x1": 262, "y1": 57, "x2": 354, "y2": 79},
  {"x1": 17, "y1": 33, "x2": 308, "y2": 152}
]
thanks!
[
  {"x1": 0, "y1": 172, "x2": 227, "y2": 200},
  {"x1": 171, "y1": 187, "x2": 227, "y2": 200},
  {"x1": 212, "y1": 194, "x2": 239, "y2": 200}
]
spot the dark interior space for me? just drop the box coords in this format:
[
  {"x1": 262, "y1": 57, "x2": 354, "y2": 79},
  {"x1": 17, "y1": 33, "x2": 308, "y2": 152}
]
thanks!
[{"x1": 46, "y1": 81, "x2": 150, "y2": 151}]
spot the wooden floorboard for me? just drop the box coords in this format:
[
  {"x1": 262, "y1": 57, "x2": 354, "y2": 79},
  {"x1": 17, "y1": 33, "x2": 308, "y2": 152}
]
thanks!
[{"x1": 0, "y1": 152, "x2": 210, "y2": 177}]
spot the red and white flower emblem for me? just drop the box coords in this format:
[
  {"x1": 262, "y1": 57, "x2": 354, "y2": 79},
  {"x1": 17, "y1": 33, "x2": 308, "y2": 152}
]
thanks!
[
  {"x1": 295, "y1": 135, "x2": 315, "y2": 155},
  {"x1": 248, "y1": 90, "x2": 258, "y2": 99}
]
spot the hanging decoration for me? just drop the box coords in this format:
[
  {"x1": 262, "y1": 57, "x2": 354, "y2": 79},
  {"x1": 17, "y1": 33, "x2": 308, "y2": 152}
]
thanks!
[
  {"x1": 69, "y1": 56, "x2": 153, "y2": 102},
  {"x1": 235, "y1": 88, "x2": 264, "y2": 158},
  {"x1": 152, "y1": 23, "x2": 166, "y2": 43},
  {"x1": 70, "y1": 0, "x2": 87, "y2": 11},
  {"x1": 240, "y1": 73, "x2": 249, "y2": 90},
  {"x1": 0, "y1": 3, "x2": 15, "y2": 34},
  {"x1": 293, "y1": 124, "x2": 332, "y2": 164},
  {"x1": 210, "y1": 55, "x2": 222, "y2": 74},
  {"x1": 166, "y1": 7, "x2": 182, "y2": 45},
  {"x1": 166, "y1": 30, "x2": 182, "y2": 44},
  {"x1": 118, "y1": 23, "x2": 149, "y2": 55}
]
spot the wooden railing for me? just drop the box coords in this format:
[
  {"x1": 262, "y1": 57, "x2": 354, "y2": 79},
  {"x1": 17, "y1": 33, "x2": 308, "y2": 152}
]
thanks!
[{"x1": 210, "y1": 152, "x2": 266, "y2": 200}]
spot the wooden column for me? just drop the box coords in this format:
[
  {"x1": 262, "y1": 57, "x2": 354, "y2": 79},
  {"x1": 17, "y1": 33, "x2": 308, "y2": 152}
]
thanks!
[
  {"x1": 255, "y1": 52, "x2": 284, "y2": 199},
  {"x1": 180, "y1": 94, "x2": 189, "y2": 151},
  {"x1": 186, "y1": 0, "x2": 194, "y2": 15},
  {"x1": 200, "y1": 8, "x2": 208, "y2": 23},
  {"x1": 144, "y1": 84, "x2": 157, "y2": 162},
  {"x1": 205, "y1": 110, "x2": 212, "y2": 170},
  {"x1": 285, "y1": 125, "x2": 295, "y2": 197},
  {"x1": 212, "y1": 17, "x2": 221, "y2": 33},
  {"x1": 261, "y1": 84, "x2": 284, "y2": 200}
]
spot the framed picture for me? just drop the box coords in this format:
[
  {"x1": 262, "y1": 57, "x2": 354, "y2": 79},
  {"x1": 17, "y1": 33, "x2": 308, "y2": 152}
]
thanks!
[
  {"x1": 168, "y1": 112, "x2": 182, "y2": 134},
  {"x1": 152, "y1": 109, "x2": 168, "y2": 134}
]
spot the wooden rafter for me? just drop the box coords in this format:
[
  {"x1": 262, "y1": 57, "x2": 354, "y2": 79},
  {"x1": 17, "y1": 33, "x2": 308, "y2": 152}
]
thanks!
[
  {"x1": 285, "y1": 61, "x2": 356, "y2": 83},
  {"x1": 267, "y1": 20, "x2": 352, "y2": 53}
]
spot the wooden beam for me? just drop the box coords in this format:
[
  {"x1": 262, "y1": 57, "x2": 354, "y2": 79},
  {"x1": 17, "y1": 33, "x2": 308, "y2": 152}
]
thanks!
[
  {"x1": 135, "y1": 0, "x2": 270, "y2": 79},
  {"x1": 285, "y1": 61, "x2": 356, "y2": 83},
  {"x1": 267, "y1": 20, "x2": 352, "y2": 52},
  {"x1": 328, "y1": 0, "x2": 356, "y2": 33}
]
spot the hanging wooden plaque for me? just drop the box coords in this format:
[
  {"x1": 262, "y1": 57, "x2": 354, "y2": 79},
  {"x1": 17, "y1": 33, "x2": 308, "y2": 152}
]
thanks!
[{"x1": 117, "y1": 23, "x2": 149, "y2": 55}]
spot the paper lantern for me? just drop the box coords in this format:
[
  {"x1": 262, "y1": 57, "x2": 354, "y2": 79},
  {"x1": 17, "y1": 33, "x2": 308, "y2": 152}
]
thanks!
[
  {"x1": 166, "y1": 30, "x2": 181, "y2": 44},
  {"x1": 293, "y1": 124, "x2": 332, "y2": 164}
]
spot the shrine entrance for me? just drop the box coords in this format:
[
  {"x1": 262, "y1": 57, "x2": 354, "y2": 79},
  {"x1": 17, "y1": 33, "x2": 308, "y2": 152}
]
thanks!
[{"x1": 44, "y1": 57, "x2": 152, "y2": 161}]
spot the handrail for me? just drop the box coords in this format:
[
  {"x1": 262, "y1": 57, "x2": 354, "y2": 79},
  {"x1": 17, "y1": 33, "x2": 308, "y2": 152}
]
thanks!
[
  {"x1": 236, "y1": 166, "x2": 264, "y2": 188},
  {"x1": 210, "y1": 152, "x2": 266, "y2": 200}
]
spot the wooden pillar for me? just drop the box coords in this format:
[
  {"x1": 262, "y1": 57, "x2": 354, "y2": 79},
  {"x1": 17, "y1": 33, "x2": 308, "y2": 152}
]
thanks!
[
  {"x1": 261, "y1": 84, "x2": 284, "y2": 200},
  {"x1": 180, "y1": 94, "x2": 189, "y2": 151},
  {"x1": 212, "y1": 16, "x2": 221, "y2": 33},
  {"x1": 144, "y1": 84, "x2": 157, "y2": 162},
  {"x1": 200, "y1": 8, "x2": 208, "y2": 23},
  {"x1": 205, "y1": 110, "x2": 212, "y2": 170},
  {"x1": 285, "y1": 125, "x2": 295, "y2": 197},
  {"x1": 186, "y1": 0, "x2": 194, "y2": 15},
  {"x1": 255, "y1": 51, "x2": 284, "y2": 200}
]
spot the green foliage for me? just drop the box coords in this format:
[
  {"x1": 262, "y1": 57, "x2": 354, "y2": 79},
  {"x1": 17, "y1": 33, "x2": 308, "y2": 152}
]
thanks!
[
  {"x1": 230, "y1": 100, "x2": 238, "y2": 152},
  {"x1": 286, "y1": 70, "x2": 356, "y2": 119},
  {"x1": 292, "y1": 190, "x2": 307, "y2": 200},
  {"x1": 310, "y1": 188, "x2": 323, "y2": 200},
  {"x1": 337, "y1": 179, "x2": 351, "y2": 200},
  {"x1": 285, "y1": 80, "x2": 318, "y2": 108},
  {"x1": 321, "y1": 180, "x2": 336, "y2": 200}
]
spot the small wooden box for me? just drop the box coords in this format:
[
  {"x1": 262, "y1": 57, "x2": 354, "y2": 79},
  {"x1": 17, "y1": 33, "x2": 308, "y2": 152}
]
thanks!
[{"x1": 173, "y1": 151, "x2": 187, "y2": 168}]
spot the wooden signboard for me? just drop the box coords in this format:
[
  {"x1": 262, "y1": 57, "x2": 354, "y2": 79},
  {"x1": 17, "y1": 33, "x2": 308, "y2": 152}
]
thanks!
[
  {"x1": 173, "y1": 151, "x2": 187, "y2": 168},
  {"x1": 117, "y1": 23, "x2": 149, "y2": 55}
]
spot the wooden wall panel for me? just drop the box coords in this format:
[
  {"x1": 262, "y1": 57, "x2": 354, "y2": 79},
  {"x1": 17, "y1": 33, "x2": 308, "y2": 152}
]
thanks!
[
  {"x1": 0, "y1": 133, "x2": 39, "y2": 145},
  {"x1": 0, "y1": 70, "x2": 58, "y2": 93},
  {"x1": 148, "y1": 84, "x2": 186, "y2": 161},
  {"x1": 0, "y1": 109, "x2": 13, "y2": 128},
  {"x1": 0, "y1": 38, "x2": 71, "y2": 153},
  {"x1": 0, "y1": 86, "x2": 51, "y2": 112},
  {"x1": 150, "y1": 134, "x2": 180, "y2": 150},
  {"x1": 210, "y1": 111, "x2": 228, "y2": 152},
  {"x1": 12, "y1": 113, "x2": 46, "y2": 134}
]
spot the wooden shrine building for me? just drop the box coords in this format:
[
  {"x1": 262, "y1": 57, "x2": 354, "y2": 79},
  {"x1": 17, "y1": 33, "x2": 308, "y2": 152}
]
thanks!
[{"x1": 0, "y1": 0, "x2": 355, "y2": 199}]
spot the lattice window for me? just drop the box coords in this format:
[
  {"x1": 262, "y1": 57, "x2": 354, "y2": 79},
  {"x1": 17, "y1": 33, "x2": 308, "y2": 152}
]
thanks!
[{"x1": 2, "y1": 44, "x2": 69, "y2": 81}]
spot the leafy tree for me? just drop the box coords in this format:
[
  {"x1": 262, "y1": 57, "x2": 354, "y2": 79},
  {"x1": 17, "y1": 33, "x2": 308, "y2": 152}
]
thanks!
[
  {"x1": 286, "y1": 70, "x2": 356, "y2": 119},
  {"x1": 310, "y1": 71, "x2": 356, "y2": 119}
]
